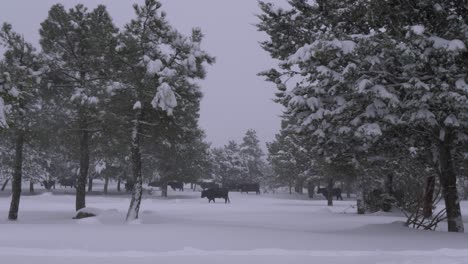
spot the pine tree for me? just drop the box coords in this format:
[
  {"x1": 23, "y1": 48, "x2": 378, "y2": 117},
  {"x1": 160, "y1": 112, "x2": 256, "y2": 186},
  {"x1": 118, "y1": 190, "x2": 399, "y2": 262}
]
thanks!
[
  {"x1": 0, "y1": 23, "x2": 45, "y2": 220},
  {"x1": 258, "y1": 0, "x2": 374, "y2": 209},
  {"x1": 212, "y1": 141, "x2": 249, "y2": 188},
  {"x1": 116, "y1": 0, "x2": 214, "y2": 221},
  {"x1": 258, "y1": 0, "x2": 468, "y2": 231},
  {"x1": 39, "y1": 4, "x2": 118, "y2": 211},
  {"x1": 267, "y1": 121, "x2": 311, "y2": 194},
  {"x1": 240, "y1": 129, "x2": 265, "y2": 184}
]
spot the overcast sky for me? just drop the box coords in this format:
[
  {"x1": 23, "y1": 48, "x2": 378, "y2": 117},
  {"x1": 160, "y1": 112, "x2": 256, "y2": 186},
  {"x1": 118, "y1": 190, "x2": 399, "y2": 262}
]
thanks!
[{"x1": 0, "y1": 0, "x2": 288, "y2": 148}]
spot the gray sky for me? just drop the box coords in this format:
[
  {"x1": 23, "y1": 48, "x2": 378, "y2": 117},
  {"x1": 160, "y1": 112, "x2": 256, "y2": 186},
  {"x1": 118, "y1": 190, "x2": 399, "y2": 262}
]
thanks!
[{"x1": 0, "y1": 0, "x2": 286, "y2": 148}]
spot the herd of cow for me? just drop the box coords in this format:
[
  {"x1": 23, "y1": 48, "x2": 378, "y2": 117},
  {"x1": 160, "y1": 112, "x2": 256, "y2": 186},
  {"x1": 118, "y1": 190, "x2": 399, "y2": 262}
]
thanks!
[
  {"x1": 40, "y1": 178, "x2": 77, "y2": 190},
  {"x1": 39, "y1": 178, "x2": 344, "y2": 203}
]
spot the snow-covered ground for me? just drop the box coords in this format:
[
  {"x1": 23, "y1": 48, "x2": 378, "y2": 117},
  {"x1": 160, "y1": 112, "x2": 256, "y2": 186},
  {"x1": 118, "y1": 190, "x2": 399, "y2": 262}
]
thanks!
[{"x1": 0, "y1": 182, "x2": 467, "y2": 264}]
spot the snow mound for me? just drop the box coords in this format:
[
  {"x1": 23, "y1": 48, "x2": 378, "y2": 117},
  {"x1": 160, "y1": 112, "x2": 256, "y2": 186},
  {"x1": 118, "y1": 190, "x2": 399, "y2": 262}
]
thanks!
[
  {"x1": 77, "y1": 207, "x2": 103, "y2": 216},
  {"x1": 128, "y1": 218, "x2": 142, "y2": 225},
  {"x1": 74, "y1": 207, "x2": 121, "y2": 221},
  {"x1": 370, "y1": 210, "x2": 405, "y2": 217},
  {"x1": 77, "y1": 217, "x2": 101, "y2": 225}
]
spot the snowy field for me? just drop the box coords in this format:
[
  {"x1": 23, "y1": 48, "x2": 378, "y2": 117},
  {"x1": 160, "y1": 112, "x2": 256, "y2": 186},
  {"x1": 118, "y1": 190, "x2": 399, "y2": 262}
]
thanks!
[{"x1": 0, "y1": 182, "x2": 468, "y2": 264}]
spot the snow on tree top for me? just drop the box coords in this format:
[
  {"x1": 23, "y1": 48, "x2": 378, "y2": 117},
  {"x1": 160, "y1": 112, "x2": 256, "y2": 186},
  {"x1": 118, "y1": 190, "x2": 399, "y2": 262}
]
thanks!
[
  {"x1": 133, "y1": 101, "x2": 142, "y2": 110},
  {"x1": 151, "y1": 82, "x2": 177, "y2": 115},
  {"x1": 186, "y1": 55, "x2": 197, "y2": 72},
  {"x1": 329, "y1": 39, "x2": 356, "y2": 54},
  {"x1": 455, "y1": 78, "x2": 468, "y2": 93},
  {"x1": 70, "y1": 88, "x2": 99, "y2": 105},
  {"x1": 289, "y1": 39, "x2": 357, "y2": 64},
  {"x1": 159, "y1": 68, "x2": 177, "y2": 79},
  {"x1": 433, "y1": 3, "x2": 443, "y2": 12},
  {"x1": 115, "y1": 42, "x2": 126, "y2": 52},
  {"x1": 356, "y1": 79, "x2": 372, "y2": 93},
  {"x1": 147, "y1": 59, "x2": 163, "y2": 75},
  {"x1": 94, "y1": 161, "x2": 107, "y2": 174},
  {"x1": 409, "y1": 25, "x2": 425, "y2": 35},
  {"x1": 306, "y1": 97, "x2": 320, "y2": 111},
  {"x1": 356, "y1": 123, "x2": 382, "y2": 137},
  {"x1": 106, "y1": 81, "x2": 124, "y2": 95},
  {"x1": 88, "y1": 96, "x2": 99, "y2": 105},
  {"x1": 289, "y1": 95, "x2": 306, "y2": 109},
  {"x1": 371, "y1": 85, "x2": 399, "y2": 104},
  {"x1": 430, "y1": 36, "x2": 466, "y2": 51},
  {"x1": 444, "y1": 114, "x2": 460, "y2": 127},
  {"x1": 411, "y1": 109, "x2": 438, "y2": 125},
  {"x1": 8, "y1": 86, "x2": 19, "y2": 97}
]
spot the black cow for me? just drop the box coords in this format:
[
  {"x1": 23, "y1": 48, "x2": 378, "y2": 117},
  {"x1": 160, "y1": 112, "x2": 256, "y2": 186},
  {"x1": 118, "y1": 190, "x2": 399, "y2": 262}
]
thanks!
[
  {"x1": 201, "y1": 188, "x2": 230, "y2": 203},
  {"x1": 240, "y1": 183, "x2": 260, "y2": 194},
  {"x1": 41, "y1": 180, "x2": 56, "y2": 190},
  {"x1": 125, "y1": 181, "x2": 134, "y2": 192},
  {"x1": 58, "y1": 178, "x2": 75, "y2": 188},
  {"x1": 199, "y1": 182, "x2": 219, "y2": 190},
  {"x1": 168, "y1": 181, "x2": 184, "y2": 191},
  {"x1": 317, "y1": 187, "x2": 343, "y2": 200}
]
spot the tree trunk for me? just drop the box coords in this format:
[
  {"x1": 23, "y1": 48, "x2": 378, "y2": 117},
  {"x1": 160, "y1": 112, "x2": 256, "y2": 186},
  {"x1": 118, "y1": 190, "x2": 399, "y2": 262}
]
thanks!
[
  {"x1": 1, "y1": 178, "x2": 10, "y2": 191},
  {"x1": 76, "y1": 116, "x2": 89, "y2": 211},
  {"x1": 29, "y1": 180, "x2": 34, "y2": 193},
  {"x1": 161, "y1": 183, "x2": 168, "y2": 197},
  {"x1": 8, "y1": 130, "x2": 25, "y2": 220},
  {"x1": 104, "y1": 176, "x2": 109, "y2": 195},
  {"x1": 346, "y1": 179, "x2": 352, "y2": 198},
  {"x1": 289, "y1": 185, "x2": 292, "y2": 195},
  {"x1": 87, "y1": 177, "x2": 93, "y2": 192},
  {"x1": 307, "y1": 182, "x2": 314, "y2": 198},
  {"x1": 126, "y1": 110, "x2": 143, "y2": 222},
  {"x1": 117, "y1": 177, "x2": 121, "y2": 192},
  {"x1": 438, "y1": 135, "x2": 464, "y2": 232},
  {"x1": 327, "y1": 177, "x2": 333, "y2": 206},
  {"x1": 356, "y1": 174, "x2": 365, "y2": 214},
  {"x1": 385, "y1": 173, "x2": 394, "y2": 195},
  {"x1": 423, "y1": 175, "x2": 436, "y2": 218},
  {"x1": 382, "y1": 172, "x2": 394, "y2": 210},
  {"x1": 465, "y1": 183, "x2": 468, "y2": 201},
  {"x1": 295, "y1": 182, "x2": 303, "y2": 194}
]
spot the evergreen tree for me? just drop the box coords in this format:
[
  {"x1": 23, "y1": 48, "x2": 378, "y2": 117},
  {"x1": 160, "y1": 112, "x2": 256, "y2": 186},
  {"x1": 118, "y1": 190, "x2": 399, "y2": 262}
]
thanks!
[
  {"x1": 0, "y1": 23, "x2": 45, "y2": 220},
  {"x1": 258, "y1": 0, "x2": 373, "y2": 208},
  {"x1": 359, "y1": 0, "x2": 468, "y2": 232},
  {"x1": 39, "y1": 4, "x2": 118, "y2": 211},
  {"x1": 240, "y1": 129, "x2": 265, "y2": 183},
  {"x1": 258, "y1": 0, "x2": 468, "y2": 231},
  {"x1": 267, "y1": 123, "x2": 309, "y2": 194},
  {"x1": 116, "y1": 0, "x2": 213, "y2": 221},
  {"x1": 212, "y1": 141, "x2": 249, "y2": 188}
]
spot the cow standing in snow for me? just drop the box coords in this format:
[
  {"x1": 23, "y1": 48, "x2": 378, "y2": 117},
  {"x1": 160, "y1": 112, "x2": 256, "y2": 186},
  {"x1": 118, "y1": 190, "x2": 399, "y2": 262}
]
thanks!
[
  {"x1": 168, "y1": 181, "x2": 184, "y2": 191},
  {"x1": 201, "y1": 188, "x2": 230, "y2": 203}
]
